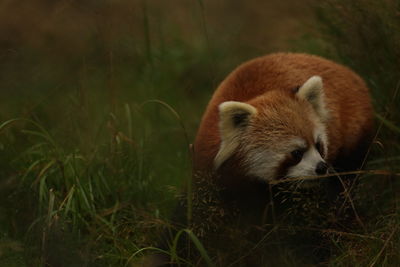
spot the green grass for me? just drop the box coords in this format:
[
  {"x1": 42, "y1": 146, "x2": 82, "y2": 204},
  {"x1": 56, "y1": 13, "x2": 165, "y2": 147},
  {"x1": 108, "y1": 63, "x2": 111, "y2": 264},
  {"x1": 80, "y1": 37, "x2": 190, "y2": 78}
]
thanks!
[
  {"x1": 0, "y1": 0, "x2": 399, "y2": 266},
  {"x1": 304, "y1": 0, "x2": 400, "y2": 265},
  {"x1": 0, "y1": 2, "x2": 228, "y2": 265}
]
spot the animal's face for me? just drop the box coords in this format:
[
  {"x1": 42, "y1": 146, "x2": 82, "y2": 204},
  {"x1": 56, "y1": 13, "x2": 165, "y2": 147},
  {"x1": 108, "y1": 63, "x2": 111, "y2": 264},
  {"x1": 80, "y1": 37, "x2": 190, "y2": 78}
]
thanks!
[{"x1": 215, "y1": 76, "x2": 329, "y2": 182}]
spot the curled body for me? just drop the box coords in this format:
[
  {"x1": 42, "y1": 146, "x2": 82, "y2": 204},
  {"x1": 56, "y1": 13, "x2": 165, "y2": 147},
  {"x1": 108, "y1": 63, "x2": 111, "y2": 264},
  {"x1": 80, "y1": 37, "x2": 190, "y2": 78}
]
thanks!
[
  {"x1": 193, "y1": 53, "x2": 374, "y2": 193},
  {"x1": 146, "y1": 53, "x2": 374, "y2": 266}
]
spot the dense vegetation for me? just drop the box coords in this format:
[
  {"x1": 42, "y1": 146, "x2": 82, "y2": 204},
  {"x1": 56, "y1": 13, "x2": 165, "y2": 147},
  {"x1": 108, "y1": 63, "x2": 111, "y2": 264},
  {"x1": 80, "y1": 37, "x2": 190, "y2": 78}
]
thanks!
[{"x1": 0, "y1": 0, "x2": 399, "y2": 266}]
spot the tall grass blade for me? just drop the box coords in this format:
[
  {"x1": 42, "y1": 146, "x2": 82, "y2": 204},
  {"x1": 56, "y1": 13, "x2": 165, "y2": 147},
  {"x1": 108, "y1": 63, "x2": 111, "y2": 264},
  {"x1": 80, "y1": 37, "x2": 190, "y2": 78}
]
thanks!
[
  {"x1": 124, "y1": 247, "x2": 171, "y2": 267},
  {"x1": 61, "y1": 185, "x2": 76, "y2": 216},
  {"x1": 0, "y1": 118, "x2": 22, "y2": 133},
  {"x1": 46, "y1": 189, "x2": 56, "y2": 227},
  {"x1": 375, "y1": 113, "x2": 400, "y2": 134},
  {"x1": 34, "y1": 159, "x2": 57, "y2": 186},
  {"x1": 142, "y1": 0, "x2": 152, "y2": 64},
  {"x1": 172, "y1": 229, "x2": 215, "y2": 267},
  {"x1": 125, "y1": 103, "x2": 133, "y2": 140},
  {"x1": 141, "y1": 99, "x2": 193, "y2": 225},
  {"x1": 22, "y1": 159, "x2": 45, "y2": 183}
]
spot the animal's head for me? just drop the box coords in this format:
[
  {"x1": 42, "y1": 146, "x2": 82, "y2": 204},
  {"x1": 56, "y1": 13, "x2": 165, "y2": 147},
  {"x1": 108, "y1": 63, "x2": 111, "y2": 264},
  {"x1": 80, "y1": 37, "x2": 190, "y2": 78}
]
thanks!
[{"x1": 215, "y1": 76, "x2": 330, "y2": 182}]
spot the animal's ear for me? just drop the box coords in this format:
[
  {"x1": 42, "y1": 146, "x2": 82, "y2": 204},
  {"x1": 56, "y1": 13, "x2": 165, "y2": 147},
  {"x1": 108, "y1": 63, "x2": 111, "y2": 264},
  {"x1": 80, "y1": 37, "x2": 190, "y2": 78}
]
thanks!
[
  {"x1": 296, "y1": 76, "x2": 329, "y2": 121},
  {"x1": 214, "y1": 101, "x2": 257, "y2": 169}
]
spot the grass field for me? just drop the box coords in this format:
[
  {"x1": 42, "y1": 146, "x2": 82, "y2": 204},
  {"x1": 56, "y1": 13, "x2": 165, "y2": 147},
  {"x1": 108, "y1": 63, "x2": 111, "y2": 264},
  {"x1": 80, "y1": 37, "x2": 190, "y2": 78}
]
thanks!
[{"x1": 0, "y1": 0, "x2": 399, "y2": 266}]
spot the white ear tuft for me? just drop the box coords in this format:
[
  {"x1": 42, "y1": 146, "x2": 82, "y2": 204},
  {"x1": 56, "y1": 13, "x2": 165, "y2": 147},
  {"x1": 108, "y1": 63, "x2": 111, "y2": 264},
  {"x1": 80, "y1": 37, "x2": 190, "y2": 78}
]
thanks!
[
  {"x1": 214, "y1": 101, "x2": 257, "y2": 169},
  {"x1": 296, "y1": 76, "x2": 329, "y2": 122}
]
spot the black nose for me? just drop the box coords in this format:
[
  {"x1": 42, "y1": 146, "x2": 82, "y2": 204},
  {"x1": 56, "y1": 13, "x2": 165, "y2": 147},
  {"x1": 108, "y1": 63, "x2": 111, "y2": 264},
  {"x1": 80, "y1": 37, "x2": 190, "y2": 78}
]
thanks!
[{"x1": 315, "y1": 161, "x2": 328, "y2": 175}]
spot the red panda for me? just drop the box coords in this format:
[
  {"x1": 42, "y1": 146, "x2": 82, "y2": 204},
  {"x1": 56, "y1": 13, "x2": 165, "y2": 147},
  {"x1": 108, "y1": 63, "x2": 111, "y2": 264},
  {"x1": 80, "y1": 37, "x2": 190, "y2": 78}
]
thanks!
[
  {"x1": 144, "y1": 53, "x2": 374, "y2": 266},
  {"x1": 193, "y1": 53, "x2": 374, "y2": 194}
]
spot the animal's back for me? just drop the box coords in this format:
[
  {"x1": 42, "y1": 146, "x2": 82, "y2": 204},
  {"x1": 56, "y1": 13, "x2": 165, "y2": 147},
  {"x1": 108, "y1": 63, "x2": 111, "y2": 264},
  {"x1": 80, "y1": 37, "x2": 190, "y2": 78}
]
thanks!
[{"x1": 194, "y1": 53, "x2": 374, "y2": 172}]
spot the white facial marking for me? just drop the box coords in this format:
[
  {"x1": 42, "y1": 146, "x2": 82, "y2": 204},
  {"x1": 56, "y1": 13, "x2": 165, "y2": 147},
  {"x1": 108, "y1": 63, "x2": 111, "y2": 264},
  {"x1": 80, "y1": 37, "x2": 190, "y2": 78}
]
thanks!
[
  {"x1": 313, "y1": 124, "x2": 328, "y2": 159},
  {"x1": 246, "y1": 149, "x2": 284, "y2": 181},
  {"x1": 245, "y1": 137, "x2": 306, "y2": 182}
]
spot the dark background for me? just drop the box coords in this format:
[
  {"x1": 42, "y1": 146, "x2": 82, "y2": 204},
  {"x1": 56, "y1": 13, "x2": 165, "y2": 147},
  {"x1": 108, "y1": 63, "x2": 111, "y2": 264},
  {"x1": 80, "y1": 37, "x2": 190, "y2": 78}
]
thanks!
[{"x1": 0, "y1": 0, "x2": 399, "y2": 266}]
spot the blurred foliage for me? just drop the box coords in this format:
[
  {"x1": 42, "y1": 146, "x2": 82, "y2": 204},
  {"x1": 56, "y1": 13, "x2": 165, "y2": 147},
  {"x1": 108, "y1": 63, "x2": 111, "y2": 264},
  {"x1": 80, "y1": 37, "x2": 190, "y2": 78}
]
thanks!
[
  {"x1": 310, "y1": 0, "x2": 400, "y2": 266},
  {"x1": 316, "y1": 0, "x2": 400, "y2": 108},
  {"x1": 0, "y1": 0, "x2": 399, "y2": 266}
]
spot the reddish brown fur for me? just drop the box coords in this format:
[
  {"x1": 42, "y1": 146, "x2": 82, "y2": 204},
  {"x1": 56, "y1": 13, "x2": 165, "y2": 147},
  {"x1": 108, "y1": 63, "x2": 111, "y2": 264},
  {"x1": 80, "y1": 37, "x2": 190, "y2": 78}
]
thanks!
[
  {"x1": 194, "y1": 53, "x2": 374, "y2": 180},
  {"x1": 244, "y1": 91, "x2": 317, "y2": 149}
]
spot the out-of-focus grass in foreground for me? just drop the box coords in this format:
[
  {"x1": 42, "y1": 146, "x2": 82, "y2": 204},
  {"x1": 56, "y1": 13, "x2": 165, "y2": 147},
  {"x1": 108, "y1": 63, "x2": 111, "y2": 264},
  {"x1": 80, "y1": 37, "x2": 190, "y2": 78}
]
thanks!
[{"x1": 0, "y1": 0, "x2": 399, "y2": 266}]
